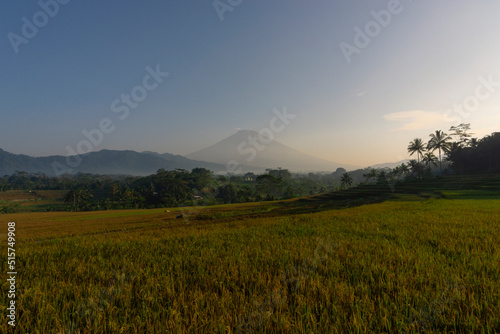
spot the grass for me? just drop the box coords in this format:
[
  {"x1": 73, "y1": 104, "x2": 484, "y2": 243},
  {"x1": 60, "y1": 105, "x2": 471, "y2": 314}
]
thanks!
[{"x1": 0, "y1": 177, "x2": 499, "y2": 333}]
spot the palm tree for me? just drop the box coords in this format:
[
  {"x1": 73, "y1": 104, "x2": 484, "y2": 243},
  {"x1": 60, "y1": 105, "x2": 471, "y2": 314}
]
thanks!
[
  {"x1": 388, "y1": 167, "x2": 401, "y2": 182},
  {"x1": 407, "y1": 159, "x2": 424, "y2": 177},
  {"x1": 362, "y1": 168, "x2": 377, "y2": 183},
  {"x1": 399, "y1": 163, "x2": 409, "y2": 178},
  {"x1": 376, "y1": 170, "x2": 387, "y2": 183},
  {"x1": 427, "y1": 130, "x2": 452, "y2": 172},
  {"x1": 340, "y1": 173, "x2": 353, "y2": 189},
  {"x1": 422, "y1": 152, "x2": 438, "y2": 168},
  {"x1": 407, "y1": 138, "x2": 426, "y2": 163}
]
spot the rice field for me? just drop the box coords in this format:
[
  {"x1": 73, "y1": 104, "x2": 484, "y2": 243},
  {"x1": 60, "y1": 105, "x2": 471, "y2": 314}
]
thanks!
[{"x1": 0, "y1": 185, "x2": 499, "y2": 333}]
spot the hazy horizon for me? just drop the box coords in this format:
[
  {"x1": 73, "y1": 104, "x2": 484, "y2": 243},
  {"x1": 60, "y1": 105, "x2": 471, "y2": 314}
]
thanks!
[
  {"x1": 0, "y1": 128, "x2": 400, "y2": 170},
  {"x1": 2, "y1": 1, "x2": 500, "y2": 167}
]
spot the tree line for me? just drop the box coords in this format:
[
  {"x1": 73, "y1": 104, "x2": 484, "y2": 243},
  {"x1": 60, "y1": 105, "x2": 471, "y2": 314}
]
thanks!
[
  {"x1": 0, "y1": 168, "x2": 350, "y2": 211},
  {"x1": 406, "y1": 123, "x2": 499, "y2": 175},
  {"x1": 334, "y1": 123, "x2": 499, "y2": 190}
]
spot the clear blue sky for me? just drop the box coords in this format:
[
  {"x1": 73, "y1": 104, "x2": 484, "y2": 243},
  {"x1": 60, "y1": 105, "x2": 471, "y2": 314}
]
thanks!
[{"x1": 1, "y1": 0, "x2": 500, "y2": 166}]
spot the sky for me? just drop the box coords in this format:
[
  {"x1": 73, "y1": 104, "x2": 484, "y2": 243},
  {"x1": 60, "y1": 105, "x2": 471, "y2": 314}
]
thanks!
[{"x1": 1, "y1": 0, "x2": 500, "y2": 167}]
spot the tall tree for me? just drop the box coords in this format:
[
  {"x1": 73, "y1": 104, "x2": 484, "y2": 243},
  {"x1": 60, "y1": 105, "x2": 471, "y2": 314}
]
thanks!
[
  {"x1": 427, "y1": 130, "x2": 452, "y2": 172},
  {"x1": 362, "y1": 168, "x2": 377, "y2": 183},
  {"x1": 447, "y1": 132, "x2": 500, "y2": 174},
  {"x1": 64, "y1": 188, "x2": 93, "y2": 211},
  {"x1": 398, "y1": 163, "x2": 409, "y2": 178},
  {"x1": 340, "y1": 173, "x2": 353, "y2": 189},
  {"x1": 407, "y1": 160, "x2": 424, "y2": 178},
  {"x1": 256, "y1": 174, "x2": 284, "y2": 200},
  {"x1": 422, "y1": 152, "x2": 438, "y2": 168},
  {"x1": 407, "y1": 138, "x2": 426, "y2": 163},
  {"x1": 449, "y1": 123, "x2": 474, "y2": 148}
]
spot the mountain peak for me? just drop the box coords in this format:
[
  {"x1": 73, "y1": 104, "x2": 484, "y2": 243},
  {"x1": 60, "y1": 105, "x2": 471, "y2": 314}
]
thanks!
[
  {"x1": 234, "y1": 129, "x2": 257, "y2": 134},
  {"x1": 187, "y1": 132, "x2": 359, "y2": 172},
  {"x1": 230, "y1": 129, "x2": 259, "y2": 139}
]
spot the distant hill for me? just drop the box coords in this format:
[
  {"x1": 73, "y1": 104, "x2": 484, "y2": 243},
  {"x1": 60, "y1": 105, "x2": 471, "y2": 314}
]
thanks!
[
  {"x1": 0, "y1": 149, "x2": 228, "y2": 177},
  {"x1": 186, "y1": 130, "x2": 360, "y2": 172}
]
